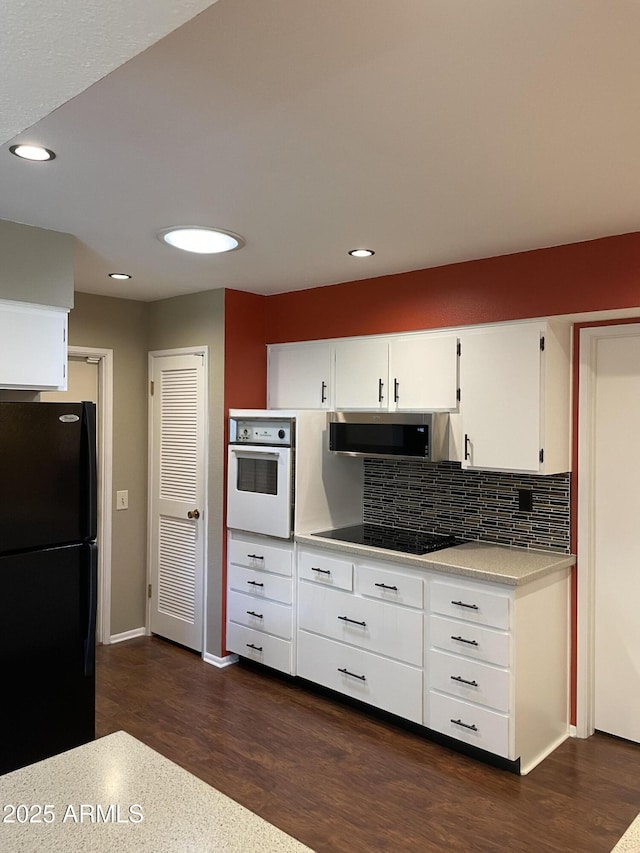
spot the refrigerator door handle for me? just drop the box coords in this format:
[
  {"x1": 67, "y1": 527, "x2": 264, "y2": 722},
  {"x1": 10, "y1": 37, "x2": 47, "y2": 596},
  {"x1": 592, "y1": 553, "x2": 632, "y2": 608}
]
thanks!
[
  {"x1": 83, "y1": 543, "x2": 98, "y2": 677},
  {"x1": 81, "y1": 401, "x2": 98, "y2": 542}
]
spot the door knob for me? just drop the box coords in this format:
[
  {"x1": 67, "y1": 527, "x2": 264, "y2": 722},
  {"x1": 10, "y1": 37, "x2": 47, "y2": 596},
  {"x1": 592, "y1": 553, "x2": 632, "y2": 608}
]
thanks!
[{"x1": 187, "y1": 509, "x2": 200, "y2": 519}]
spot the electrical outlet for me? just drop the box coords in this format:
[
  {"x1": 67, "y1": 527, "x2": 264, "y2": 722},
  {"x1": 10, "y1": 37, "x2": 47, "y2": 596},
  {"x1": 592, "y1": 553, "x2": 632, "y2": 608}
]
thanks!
[
  {"x1": 518, "y1": 488, "x2": 533, "y2": 512},
  {"x1": 116, "y1": 490, "x2": 129, "y2": 510}
]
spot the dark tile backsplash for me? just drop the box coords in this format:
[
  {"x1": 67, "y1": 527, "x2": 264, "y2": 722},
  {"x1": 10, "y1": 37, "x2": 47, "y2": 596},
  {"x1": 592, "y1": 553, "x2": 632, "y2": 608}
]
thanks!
[{"x1": 363, "y1": 460, "x2": 571, "y2": 553}]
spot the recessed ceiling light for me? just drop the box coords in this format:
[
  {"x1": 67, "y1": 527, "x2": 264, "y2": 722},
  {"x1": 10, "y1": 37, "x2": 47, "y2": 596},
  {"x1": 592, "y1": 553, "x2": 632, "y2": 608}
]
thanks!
[
  {"x1": 108, "y1": 273, "x2": 131, "y2": 280},
  {"x1": 9, "y1": 144, "x2": 56, "y2": 162},
  {"x1": 158, "y1": 226, "x2": 245, "y2": 254},
  {"x1": 348, "y1": 248, "x2": 375, "y2": 258}
]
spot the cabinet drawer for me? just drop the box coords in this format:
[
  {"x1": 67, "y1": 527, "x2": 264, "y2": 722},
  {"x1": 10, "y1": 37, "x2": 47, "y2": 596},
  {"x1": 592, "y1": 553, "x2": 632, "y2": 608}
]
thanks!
[
  {"x1": 428, "y1": 649, "x2": 510, "y2": 713},
  {"x1": 429, "y1": 614, "x2": 510, "y2": 668},
  {"x1": 228, "y1": 537, "x2": 292, "y2": 576},
  {"x1": 356, "y1": 564, "x2": 423, "y2": 609},
  {"x1": 428, "y1": 691, "x2": 510, "y2": 758},
  {"x1": 226, "y1": 623, "x2": 293, "y2": 675},
  {"x1": 228, "y1": 564, "x2": 292, "y2": 605},
  {"x1": 298, "y1": 550, "x2": 353, "y2": 590},
  {"x1": 430, "y1": 580, "x2": 510, "y2": 630},
  {"x1": 298, "y1": 584, "x2": 422, "y2": 666},
  {"x1": 227, "y1": 590, "x2": 292, "y2": 640},
  {"x1": 297, "y1": 630, "x2": 422, "y2": 723}
]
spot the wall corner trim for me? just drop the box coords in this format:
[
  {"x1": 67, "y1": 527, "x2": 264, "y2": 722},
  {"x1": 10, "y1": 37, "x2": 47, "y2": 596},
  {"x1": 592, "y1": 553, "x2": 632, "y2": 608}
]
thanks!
[
  {"x1": 203, "y1": 652, "x2": 238, "y2": 668},
  {"x1": 109, "y1": 627, "x2": 147, "y2": 645}
]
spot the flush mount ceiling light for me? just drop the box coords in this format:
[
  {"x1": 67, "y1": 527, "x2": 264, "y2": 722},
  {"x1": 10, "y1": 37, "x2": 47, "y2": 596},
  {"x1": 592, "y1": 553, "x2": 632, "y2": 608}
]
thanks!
[
  {"x1": 348, "y1": 248, "x2": 375, "y2": 258},
  {"x1": 108, "y1": 273, "x2": 131, "y2": 280},
  {"x1": 9, "y1": 144, "x2": 56, "y2": 162},
  {"x1": 158, "y1": 226, "x2": 245, "y2": 254}
]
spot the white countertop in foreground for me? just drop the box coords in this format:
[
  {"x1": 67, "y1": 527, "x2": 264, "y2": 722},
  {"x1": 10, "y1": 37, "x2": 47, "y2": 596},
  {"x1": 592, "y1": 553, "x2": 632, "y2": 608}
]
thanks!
[
  {"x1": 0, "y1": 731, "x2": 313, "y2": 853},
  {"x1": 295, "y1": 534, "x2": 575, "y2": 586},
  {"x1": 612, "y1": 813, "x2": 640, "y2": 852}
]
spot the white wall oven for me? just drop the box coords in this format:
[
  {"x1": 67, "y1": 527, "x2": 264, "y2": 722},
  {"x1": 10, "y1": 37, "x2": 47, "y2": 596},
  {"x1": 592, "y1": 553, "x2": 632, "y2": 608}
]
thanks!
[{"x1": 227, "y1": 413, "x2": 294, "y2": 539}]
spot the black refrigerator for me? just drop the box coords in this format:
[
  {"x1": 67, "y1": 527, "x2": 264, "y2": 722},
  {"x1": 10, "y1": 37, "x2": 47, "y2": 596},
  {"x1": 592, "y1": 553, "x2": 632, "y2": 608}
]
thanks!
[{"x1": 0, "y1": 401, "x2": 97, "y2": 775}]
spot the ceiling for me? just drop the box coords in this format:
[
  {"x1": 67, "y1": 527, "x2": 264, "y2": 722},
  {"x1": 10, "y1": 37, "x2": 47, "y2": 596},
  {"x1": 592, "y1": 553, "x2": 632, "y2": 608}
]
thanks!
[{"x1": 2, "y1": 0, "x2": 640, "y2": 303}]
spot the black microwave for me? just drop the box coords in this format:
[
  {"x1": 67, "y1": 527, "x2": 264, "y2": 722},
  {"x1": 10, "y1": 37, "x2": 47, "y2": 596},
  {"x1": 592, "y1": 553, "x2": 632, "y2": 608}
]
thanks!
[{"x1": 328, "y1": 412, "x2": 449, "y2": 462}]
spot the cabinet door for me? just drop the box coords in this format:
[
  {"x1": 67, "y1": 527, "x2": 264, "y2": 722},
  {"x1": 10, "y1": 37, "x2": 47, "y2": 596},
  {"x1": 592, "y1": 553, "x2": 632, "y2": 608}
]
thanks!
[
  {"x1": 267, "y1": 342, "x2": 332, "y2": 409},
  {"x1": 0, "y1": 302, "x2": 67, "y2": 390},
  {"x1": 389, "y1": 334, "x2": 458, "y2": 411},
  {"x1": 459, "y1": 324, "x2": 542, "y2": 472},
  {"x1": 334, "y1": 338, "x2": 389, "y2": 409}
]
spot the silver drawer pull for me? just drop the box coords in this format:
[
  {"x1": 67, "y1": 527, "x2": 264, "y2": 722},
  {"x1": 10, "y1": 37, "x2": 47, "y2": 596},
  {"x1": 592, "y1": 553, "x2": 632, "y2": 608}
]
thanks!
[
  {"x1": 311, "y1": 567, "x2": 331, "y2": 575},
  {"x1": 451, "y1": 600, "x2": 479, "y2": 610},
  {"x1": 338, "y1": 667, "x2": 366, "y2": 681},
  {"x1": 338, "y1": 615, "x2": 367, "y2": 627},
  {"x1": 451, "y1": 675, "x2": 478, "y2": 687},
  {"x1": 451, "y1": 635, "x2": 479, "y2": 646},
  {"x1": 246, "y1": 610, "x2": 263, "y2": 619},
  {"x1": 374, "y1": 582, "x2": 398, "y2": 591},
  {"x1": 247, "y1": 554, "x2": 264, "y2": 560},
  {"x1": 247, "y1": 580, "x2": 264, "y2": 587},
  {"x1": 246, "y1": 643, "x2": 263, "y2": 652},
  {"x1": 451, "y1": 718, "x2": 478, "y2": 732}
]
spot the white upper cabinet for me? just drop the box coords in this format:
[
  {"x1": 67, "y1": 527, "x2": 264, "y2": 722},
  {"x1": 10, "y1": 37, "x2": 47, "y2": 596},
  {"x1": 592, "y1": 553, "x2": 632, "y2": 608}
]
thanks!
[
  {"x1": 389, "y1": 334, "x2": 458, "y2": 411},
  {"x1": 267, "y1": 342, "x2": 332, "y2": 410},
  {"x1": 333, "y1": 333, "x2": 459, "y2": 412},
  {"x1": 458, "y1": 321, "x2": 570, "y2": 474},
  {"x1": 334, "y1": 338, "x2": 389, "y2": 410},
  {"x1": 0, "y1": 301, "x2": 68, "y2": 390}
]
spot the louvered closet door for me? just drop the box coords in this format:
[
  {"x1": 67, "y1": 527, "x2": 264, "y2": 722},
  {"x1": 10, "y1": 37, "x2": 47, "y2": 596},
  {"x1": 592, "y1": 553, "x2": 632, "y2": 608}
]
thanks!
[{"x1": 149, "y1": 352, "x2": 206, "y2": 651}]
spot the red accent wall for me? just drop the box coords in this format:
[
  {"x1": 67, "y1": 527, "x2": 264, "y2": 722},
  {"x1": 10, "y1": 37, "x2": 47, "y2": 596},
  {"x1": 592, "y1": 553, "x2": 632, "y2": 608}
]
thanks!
[
  {"x1": 265, "y1": 231, "x2": 640, "y2": 343},
  {"x1": 224, "y1": 289, "x2": 268, "y2": 411},
  {"x1": 222, "y1": 290, "x2": 267, "y2": 653}
]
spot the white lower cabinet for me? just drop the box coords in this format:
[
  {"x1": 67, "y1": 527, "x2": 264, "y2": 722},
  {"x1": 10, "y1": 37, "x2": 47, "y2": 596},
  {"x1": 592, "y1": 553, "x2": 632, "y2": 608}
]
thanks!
[
  {"x1": 297, "y1": 630, "x2": 423, "y2": 723},
  {"x1": 226, "y1": 622, "x2": 293, "y2": 673},
  {"x1": 425, "y1": 571, "x2": 570, "y2": 774},
  {"x1": 428, "y1": 649, "x2": 510, "y2": 713},
  {"x1": 294, "y1": 544, "x2": 570, "y2": 775},
  {"x1": 226, "y1": 531, "x2": 295, "y2": 675},
  {"x1": 428, "y1": 692, "x2": 509, "y2": 757},
  {"x1": 298, "y1": 582, "x2": 423, "y2": 666}
]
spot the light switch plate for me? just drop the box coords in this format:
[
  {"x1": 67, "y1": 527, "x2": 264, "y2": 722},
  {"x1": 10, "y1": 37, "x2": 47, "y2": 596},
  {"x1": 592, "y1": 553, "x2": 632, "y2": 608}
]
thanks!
[{"x1": 116, "y1": 490, "x2": 129, "y2": 510}]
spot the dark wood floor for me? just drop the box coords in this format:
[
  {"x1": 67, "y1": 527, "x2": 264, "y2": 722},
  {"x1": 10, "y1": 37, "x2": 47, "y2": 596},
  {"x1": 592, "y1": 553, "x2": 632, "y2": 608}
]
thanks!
[{"x1": 96, "y1": 637, "x2": 640, "y2": 852}]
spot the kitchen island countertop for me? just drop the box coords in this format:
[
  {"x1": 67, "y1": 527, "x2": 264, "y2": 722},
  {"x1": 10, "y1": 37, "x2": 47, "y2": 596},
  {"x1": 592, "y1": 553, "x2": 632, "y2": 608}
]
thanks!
[
  {"x1": 0, "y1": 731, "x2": 313, "y2": 853},
  {"x1": 295, "y1": 533, "x2": 575, "y2": 586},
  {"x1": 612, "y1": 813, "x2": 640, "y2": 851}
]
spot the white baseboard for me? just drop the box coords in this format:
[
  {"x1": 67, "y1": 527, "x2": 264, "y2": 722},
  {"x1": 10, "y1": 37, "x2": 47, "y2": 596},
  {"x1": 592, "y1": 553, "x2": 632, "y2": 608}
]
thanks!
[
  {"x1": 569, "y1": 724, "x2": 578, "y2": 738},
  {"x1": 109, "y1": 627, "x2": 147, "y2": 644},
  {"x1": 203, "y1": 652, "x2": 239, "y2": 668}
]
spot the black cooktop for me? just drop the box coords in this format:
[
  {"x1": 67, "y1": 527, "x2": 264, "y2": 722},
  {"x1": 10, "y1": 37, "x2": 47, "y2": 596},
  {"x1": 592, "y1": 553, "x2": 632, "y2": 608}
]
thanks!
[{"x1": 311, "y1": 524, "x2": 463, "y2": 556}]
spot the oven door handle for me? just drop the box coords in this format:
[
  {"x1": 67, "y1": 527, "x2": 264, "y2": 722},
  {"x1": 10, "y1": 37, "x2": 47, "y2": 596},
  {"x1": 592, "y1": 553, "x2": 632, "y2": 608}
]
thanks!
[{"x1": 229, "y1": 448, "x2": 282, "y2": 459}]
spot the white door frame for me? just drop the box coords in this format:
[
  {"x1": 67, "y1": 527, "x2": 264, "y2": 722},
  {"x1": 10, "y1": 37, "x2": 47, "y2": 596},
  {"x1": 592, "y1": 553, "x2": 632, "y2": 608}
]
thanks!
[
  {"x1": 146, "y1": 346, "x2": 209, "y2": 654},
  {"x1": 68, "y1": 345, "x2": 114, "y2": 646},
  {"x1": 576, "y1": 323, "x2": 640, "y2": 737}
]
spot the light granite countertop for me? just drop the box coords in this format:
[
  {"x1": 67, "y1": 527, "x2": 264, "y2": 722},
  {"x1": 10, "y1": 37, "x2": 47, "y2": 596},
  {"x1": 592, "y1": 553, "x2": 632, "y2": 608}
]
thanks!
[
  {"x1": 295, "y1": 533, "x2": 575, "y2": 586},
  {"x1": 0, "y1": 731, "x2": 313, "y2": 853},
  {"x1": 612, "y1": 813, "x2": 640, "y2": 852}
]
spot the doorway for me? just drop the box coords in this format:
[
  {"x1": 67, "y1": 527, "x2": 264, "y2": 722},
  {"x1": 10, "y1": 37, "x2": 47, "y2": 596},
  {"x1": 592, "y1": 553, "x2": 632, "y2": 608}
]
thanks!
[
  {"x1": 41, "y1": 347, "x2": 113, "y2": 644},
  {"x1": 577, "y1": 323, "x2": 640, "y2": 742}
]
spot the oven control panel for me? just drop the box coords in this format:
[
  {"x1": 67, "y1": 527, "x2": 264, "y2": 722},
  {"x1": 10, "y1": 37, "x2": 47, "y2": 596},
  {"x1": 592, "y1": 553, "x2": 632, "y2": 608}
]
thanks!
[{"x1": 230, "y1": 418, "x2": 293, "y2": 446}]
